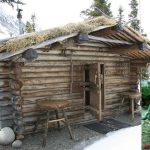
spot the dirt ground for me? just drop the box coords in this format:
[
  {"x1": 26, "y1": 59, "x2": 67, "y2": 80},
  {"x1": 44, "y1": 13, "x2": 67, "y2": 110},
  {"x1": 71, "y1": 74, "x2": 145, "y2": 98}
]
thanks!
[{"x1": 0, "y1": 113, "x2": 141, "y2": 150}]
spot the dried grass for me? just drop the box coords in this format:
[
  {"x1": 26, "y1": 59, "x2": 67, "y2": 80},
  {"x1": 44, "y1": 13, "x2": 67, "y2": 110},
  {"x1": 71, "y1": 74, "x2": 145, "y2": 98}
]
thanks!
[{"x1": 0, "y1": 16, "x2": 117, "y2": 52}]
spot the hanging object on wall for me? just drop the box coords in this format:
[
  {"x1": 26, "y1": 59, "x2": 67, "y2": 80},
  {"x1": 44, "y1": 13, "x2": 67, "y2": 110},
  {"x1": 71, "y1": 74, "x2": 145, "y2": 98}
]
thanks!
[
  {"x1": 78, "y1": 32, "x2": 89, "y2": 43},
  {"x1": 0, "y1": 127, "x2": 15, "y2": 145},
  {"x1": 22, "y1": 48, "x2": 38, "y2": 62}
]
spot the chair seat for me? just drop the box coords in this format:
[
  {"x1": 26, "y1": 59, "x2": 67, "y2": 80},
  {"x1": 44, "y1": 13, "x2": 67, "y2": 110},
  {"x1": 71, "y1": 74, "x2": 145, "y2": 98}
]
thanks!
[{"x1": 37, "y1": 100, "x2": 70, "y2": 110}]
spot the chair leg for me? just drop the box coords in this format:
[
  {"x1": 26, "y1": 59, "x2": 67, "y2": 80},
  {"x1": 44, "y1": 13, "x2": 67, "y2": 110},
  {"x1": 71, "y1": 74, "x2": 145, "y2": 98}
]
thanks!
[
  {"x1": 62, "y1": 109, "x2": 75, "y2": 140},
  {"x1": 42, "y1": 111, "x2": 50, "y2": 147},
  {"x1": 55, "y1": 110, "x2": 61, "y2": 130},
  {"x1": 33, "y1": 110, "x2": 41, "y2": 133}
]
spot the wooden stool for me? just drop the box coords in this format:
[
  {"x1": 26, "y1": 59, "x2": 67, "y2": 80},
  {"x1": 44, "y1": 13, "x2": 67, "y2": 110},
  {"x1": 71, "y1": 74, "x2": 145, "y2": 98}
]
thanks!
[
  {"x1": 120, "y1": 92, "x2": 141, "y2": 120},
  {"x1": 34, "y1": 100, "x2": 74, "y2": 147}
]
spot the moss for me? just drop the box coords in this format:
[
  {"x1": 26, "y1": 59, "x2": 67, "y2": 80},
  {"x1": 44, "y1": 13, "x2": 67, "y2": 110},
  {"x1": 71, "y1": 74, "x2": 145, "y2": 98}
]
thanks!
[{"x1": 0, "y1": 16, "x2": 117, "y2": 52}]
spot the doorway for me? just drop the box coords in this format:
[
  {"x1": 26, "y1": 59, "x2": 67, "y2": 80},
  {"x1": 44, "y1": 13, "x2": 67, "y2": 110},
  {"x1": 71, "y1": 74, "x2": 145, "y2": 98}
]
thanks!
[{"x1": 84, "y1": 63, "x2": 105, "y2": 120}]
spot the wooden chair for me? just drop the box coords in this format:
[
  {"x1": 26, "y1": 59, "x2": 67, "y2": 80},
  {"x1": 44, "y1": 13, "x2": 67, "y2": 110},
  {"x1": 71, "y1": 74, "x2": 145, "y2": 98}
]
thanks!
[{"x1": 34, "y1": 100, "x2": 74, "y2": 147}]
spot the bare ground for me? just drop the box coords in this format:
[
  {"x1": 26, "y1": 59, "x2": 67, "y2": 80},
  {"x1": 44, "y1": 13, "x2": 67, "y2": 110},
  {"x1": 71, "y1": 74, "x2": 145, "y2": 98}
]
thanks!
[{"x1": 0, "y1": 113, "x2": 141, "y2": 150}]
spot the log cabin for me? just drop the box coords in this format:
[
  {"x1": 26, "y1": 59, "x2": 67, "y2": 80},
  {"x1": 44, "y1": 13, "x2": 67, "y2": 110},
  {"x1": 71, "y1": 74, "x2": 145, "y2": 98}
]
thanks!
[{"x1": 0, "y1": 16, "x2": 150, "y2": 136}]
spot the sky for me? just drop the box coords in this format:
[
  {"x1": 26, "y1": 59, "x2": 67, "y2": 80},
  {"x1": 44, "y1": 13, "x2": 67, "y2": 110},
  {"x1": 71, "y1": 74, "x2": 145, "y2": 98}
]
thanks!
[{"x1": 2, "y1": 0, "x2": 150, "y2": 37}]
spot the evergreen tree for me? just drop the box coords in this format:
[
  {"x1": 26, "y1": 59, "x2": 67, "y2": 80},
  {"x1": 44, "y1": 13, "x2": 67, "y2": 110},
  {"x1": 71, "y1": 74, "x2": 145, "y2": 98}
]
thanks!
[
  {"x1": 25, "y1": 21, "x2": 33, "y2": 33},
  {"x1": 128, "y1": 0, "x2": 140, "y2": 31},
  {"x1": 81, "y1": 0, "x2": 112, "y2": 18},
  {"x1": 118, "y1": 6, "x2": 124, "y2": 25},
  {"x1": 31, "y1": 14, "x2": 36, "y2": 32},
  {"x1": 25, "y1": 14, "x2": 37, "y2": 33},
  {"x1": 0, "y1": 0, "x2": 24, "y2": 6}
]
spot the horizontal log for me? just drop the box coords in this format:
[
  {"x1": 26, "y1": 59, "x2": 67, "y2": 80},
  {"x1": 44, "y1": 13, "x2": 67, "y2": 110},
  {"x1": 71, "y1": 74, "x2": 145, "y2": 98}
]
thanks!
[
  {"x1": 105, "y1": 88, "x2": 131, "y2": 94},
  {"x1": 21, "y1": 72, "x2": 82, "y2": 78},
  {"x1": 22, "y1": 90, "x2": 81, "y2": 98},
  {"x1": 0, "y1": 92, "x2": 12, "y2": 99},
  {"x1": 105, "y1": 93, "x2": 120, "y2": 99},
  {"x1": 22, "y1": 78, "x2": 82, "y2": 85},
  {"x1": 0, "y1": 119, "x2": 13, "y2": 128},
  {"x1": 0, "y1": 87, "x2": 10, "y2": 92},
  {"x1": 105, "y1": 103, "x2": 120, "y2": 109},
  {"x1": 102, "y1": 106, "x2": 129, "y2": 117},
  {"x1": 22, "y1": 66, "x2": 70, "y2": 73},
  {"x1": 105, "y1": 81, "x2": 137, "y2": 86},
  {"x1": 0, "y1": 100, "x2": 11, "y2": 106},
  {"x1": 22, "y1": 96, "x2": 83, "y2": 106},
  {"x1": 21, "y1": 67, "x2": 82, "y2": 73},
  {"x1": 0, "y1": 115, "x2": 12, "y2": 121},
  {"x1": 0, "y1": 80, "x2": 9, "y2": 87},
  {"x1": 105, "y1": 78, "x2": 132, "y2": 84},
  {"x1": 22, "y1": 82, "x2": 71, "y2": 90},
  {"x1": 22, "y1": 87, "x2": 81, "y2": 95},
  {"x1": 36, "y1": 55, "x2": 129, "y2": 61},
  {"x1": 24, "y1": 60, "x2": 71, "y2": 67},
  {"x1": 37, "y1": 50, "x2": 120, "y2": 57},
  {"x1": 105, "y1": 76, "x2": 130, "y2": 80}
]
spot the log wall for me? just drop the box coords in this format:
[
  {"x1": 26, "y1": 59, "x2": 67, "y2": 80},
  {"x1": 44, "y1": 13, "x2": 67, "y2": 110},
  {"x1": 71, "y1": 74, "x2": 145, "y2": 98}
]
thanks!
[
  {"x1": 0, "y1": 48, "x2": 141, "y2": 134},
  {"x1": 19, "y1": 48, "x2": 135, "y2": 133},
  {"x1": 0, "y1": 61, "x2": 14, "y2": 128}
]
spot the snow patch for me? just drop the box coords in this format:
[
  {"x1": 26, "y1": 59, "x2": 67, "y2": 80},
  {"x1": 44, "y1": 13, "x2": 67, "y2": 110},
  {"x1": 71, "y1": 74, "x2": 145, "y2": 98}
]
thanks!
[{"x1": 84, "y1": 125, "x2": 141, "y2": 150}]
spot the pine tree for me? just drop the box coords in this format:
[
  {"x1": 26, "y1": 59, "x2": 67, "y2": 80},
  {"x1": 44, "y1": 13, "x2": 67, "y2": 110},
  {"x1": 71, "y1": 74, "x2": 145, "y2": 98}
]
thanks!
[
  {"x1": 81, "y1": 0, "x2": 112, "y2": 18},
  {"x1": 31, "y1": 14, "x2": 36, "y2": 32},
  {"x1": 128, "y1": 0, "x2": 140, "y2": 31},
  {"x1": 0, "y1": 0, "x2": 24, "y2": 6},
  {"x1": 118, "y1": 6, "x2": 124, "y2": 25},
  {"x1": 25, "y1": 21, "x2": 33, "y2": 33}
]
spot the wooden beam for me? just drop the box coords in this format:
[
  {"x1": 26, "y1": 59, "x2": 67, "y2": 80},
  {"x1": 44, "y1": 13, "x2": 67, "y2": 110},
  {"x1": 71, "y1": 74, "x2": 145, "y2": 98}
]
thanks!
[
  {"x1": 90, "y1": 25, "x2": 118, "y2": 37},
  {"x1": 108, "y1": 45, "x2": 144, "y2": 54},
  {"x1": 131, "y1": 59, "x2": 150, "y2": 63},
  {"x1": 88, "y1": 35, "x2": 133, "y2": 45},
  {"x1": 78, "y1": 42, "x2": 108, "y2": 48}
]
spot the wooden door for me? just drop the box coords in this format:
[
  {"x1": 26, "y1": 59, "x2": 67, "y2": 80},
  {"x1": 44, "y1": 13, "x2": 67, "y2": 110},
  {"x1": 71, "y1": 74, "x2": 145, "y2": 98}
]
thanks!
[{"x1": 89, "y1": 63, "x2": 104, "y2": 120}]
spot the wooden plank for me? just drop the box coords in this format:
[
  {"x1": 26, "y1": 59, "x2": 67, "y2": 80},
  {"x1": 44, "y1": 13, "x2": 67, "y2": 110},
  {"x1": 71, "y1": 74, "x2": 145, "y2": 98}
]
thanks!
[
  {"x1": 123, "y1": 27, "x2": 144, "y2": 42},
  {"x1": 88, "y1": 35, "x2": 133, "y2": 45},
  {"x1": 117, "y1": 32, "x2": 137, "y2": 42}
]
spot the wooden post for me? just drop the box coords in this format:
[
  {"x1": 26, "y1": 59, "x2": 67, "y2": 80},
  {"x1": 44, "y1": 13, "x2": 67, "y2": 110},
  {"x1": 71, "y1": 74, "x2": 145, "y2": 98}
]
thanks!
[
  {"x1": 97, "y1": 63, "x2": 102, "y2": 120},
  {"x1": 140, "y1": 67, "x2": 142, "y2": 93},
  {"x1": 70, "y1": 52, "x2": 73, "y2": 94}
]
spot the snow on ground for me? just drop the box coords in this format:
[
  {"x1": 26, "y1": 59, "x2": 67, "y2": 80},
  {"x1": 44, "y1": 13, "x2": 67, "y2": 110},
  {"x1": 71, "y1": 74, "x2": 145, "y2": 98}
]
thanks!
[{"x1": 84, "y1": 125, "x2": 141, "y2": 150}]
